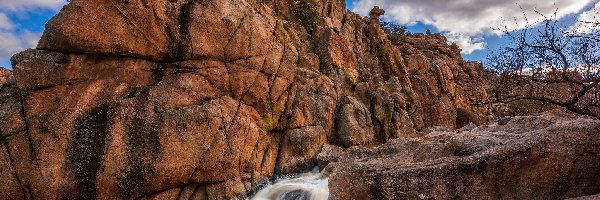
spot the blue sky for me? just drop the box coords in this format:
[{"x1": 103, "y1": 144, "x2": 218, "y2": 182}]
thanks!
[
  {"x1": 1, "y1": 0, "x2": 599, "y2": 69},
  {"x1": 0, "y1": 0, "x2": 66, "y2": 69},
  {"x1": 0, "y1": 10, "x2": 57, "y2": 68}
]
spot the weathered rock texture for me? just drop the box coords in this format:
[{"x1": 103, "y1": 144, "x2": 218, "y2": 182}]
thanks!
[
  {"x1": 1, "y1": 0, "x2": 493, "y2": 199},
  {"x1": 0, "y1": 68, "x2": 13, "y2": 85},
  {"x1": 569, "y1": 194, "x2": 600, "y2": 200},
  {"x1": 326, "y1": 110, "x2": 600, "y2": 200}
]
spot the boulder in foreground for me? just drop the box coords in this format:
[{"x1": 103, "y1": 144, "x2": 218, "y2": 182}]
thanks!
[{"x1": 325, "y1": 110, "x2": 600, "y2": 200}]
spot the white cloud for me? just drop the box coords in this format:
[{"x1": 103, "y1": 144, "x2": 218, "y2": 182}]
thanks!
[
  {"x1": 21, "y1": 31, "x2": 42, "y2": 48},
  {"x1": 0, "y1": 13, "x2": 14, "y2": 30},
  {"x1": 352, "y1": 0, "x2": 595, "y2": 54},
  {"x1": 445, "y1": 33, "x2": 485, "y2": 55},
  {"x1": 0, "y1": 10, "x2": 49, "y2": 63},
  {"x1": 568, "y1": 2, "x2": 600, "y2": 34},
  {"x1": 0, "y1": 32, "x2": 25, "y2": 60},
  {"x1": 0, "y1": 0, "x2": 66, "y2": 12},
  {"x1": 0, "y1": 0, "x2": 67, "y2": 66},
  {"x1": 0, "y1": 12, "x2": 20, "y2": 61},
  {"x1": 0, "y1": 30, "x2": 41, "y2": 62}
]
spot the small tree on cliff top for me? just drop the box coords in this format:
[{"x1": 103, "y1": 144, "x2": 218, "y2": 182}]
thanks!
[
  {"x1": 380, "y1": 21, "x2": 408, "y2": 45},
  {"x1": 487, "y1": 12, "x2": 600, "y2": 118},
  {"x1": 292, "y1": 0, "x2": 320, "y2": 31}
]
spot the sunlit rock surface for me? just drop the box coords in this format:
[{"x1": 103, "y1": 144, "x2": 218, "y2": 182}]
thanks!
[{"x1": 1, "y1": 0, "x2": 498, "y2": 199}]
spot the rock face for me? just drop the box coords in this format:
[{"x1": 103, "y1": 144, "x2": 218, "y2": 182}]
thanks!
[
  {"x1": 0, "y1": 68, "x2": 13, "y2": 85},
  {"x1": 1, "y1": 0, "x2": 494, "y2": 199},
  {"x1": 333, "y1": 96, "x2": 375, "y2": 147},
  {"x1": 326, "y1": 110, "x2": 600, "y2": 200},
  {"x1": 0, "y1": 68, "x2": 28, "y2": 199}
]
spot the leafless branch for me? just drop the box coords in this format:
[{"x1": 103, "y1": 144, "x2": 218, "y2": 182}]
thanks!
[{"x1": 487, "y1": 10, "x2": 600, "y2": 119}]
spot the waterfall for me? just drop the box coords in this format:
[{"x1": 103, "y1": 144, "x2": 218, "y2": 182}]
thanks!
[{"x1": 250, "y1": 169, "x2": 329, "y2": 200}]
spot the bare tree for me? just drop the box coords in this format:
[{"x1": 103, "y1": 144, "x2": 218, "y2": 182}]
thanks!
[{"x1": 487, "y1": 12, "x2": 600, "y2": 118}]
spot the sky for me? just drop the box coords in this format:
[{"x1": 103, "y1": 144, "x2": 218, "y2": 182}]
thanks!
[
  {"x1": 349, "y1": 0, "x2": 600, "y2": 61},
  {"x1": 0, "y1": 0, "x2": 67, "y2": 69},
  {"x1": 1, "y1": 0, "x2": 599, "y2": 69}
]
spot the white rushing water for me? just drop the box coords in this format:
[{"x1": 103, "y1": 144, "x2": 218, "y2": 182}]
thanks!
[{"x1": 250, "y1": 169, "x2": 329, "y2": 200}]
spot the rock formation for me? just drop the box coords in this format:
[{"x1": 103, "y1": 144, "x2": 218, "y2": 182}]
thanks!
[
  {"x1": 1, "y1": 0, "x2": 494, "y2": 199},
  {"x1": 0, "y1": 68, "x2": 13, "y2": 85},
  {"x1": 325, "y1": 110, "x2": 600, "y2": 200}
]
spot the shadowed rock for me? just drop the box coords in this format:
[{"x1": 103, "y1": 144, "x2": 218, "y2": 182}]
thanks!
[
  {"x1": 326, "y1": 111, "x2": 600, "y2": 200},
  {"x1": 333, "y1": 96, "x2": 375, "y2": 147}
]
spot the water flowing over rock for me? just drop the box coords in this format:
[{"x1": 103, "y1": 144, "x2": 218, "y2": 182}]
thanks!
[
  {"x1": 2, "y1": 0, "x2": 498, "y2": 199},
  {"x1": 326, "y1": 110, "x2": 600, "y2": 200},
  {"x1": 251, "y1": 170, "x2": 328, "y2": 200}
]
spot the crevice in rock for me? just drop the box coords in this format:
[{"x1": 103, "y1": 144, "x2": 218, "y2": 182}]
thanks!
[
  {"x1": 113, "y1": 4, "x2": 158, "y2": 50},
  {"x1": 273, "y1": 129, "x2": 289, "y2": 175},
  {"x1": 174, "y1": 185, "x2": 187, "y2": 200},
  {"x1": 0, "y1": 132, "x2": 22, "y2": 142},
  {"x1": 176, "y1": 0, "x2": 196, "y2": 60},
  {"x1": 2, "y1": 138, "x2": 33, "y2": 199},
  {"x1": 273, "y1": 82, "x2": 295, "y2": 130},
  {"x1": 24, "y1": 80, "x2": 85, "y2": 92},
  {"x1": 188, "y1": 184, "x2": 208, "y2": 200},
  {"x1": 133, "y1": 183, "x2": 187, "y2": 200},
  {"x1": 187, "y1": 123, "x2": 221, "y2": 183},
  {"x1": 223, "y1": 14, "x2": 250, "y2": 61},
  {"x1": 17, "y1": 92, "x2": 35, "y2": 162},
  {"x1": 31, "y1": 47, "x2": 232, "y2": 65}
]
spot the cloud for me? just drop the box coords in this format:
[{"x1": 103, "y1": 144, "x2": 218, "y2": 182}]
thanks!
[
  {"x1": 0, "y1": 13, "x2": 14, "y2": 30},
  {"x1": 0, "y1": 12, "x2": 19, "y2": 61},
  {"x1": 352, "y1": 0, "x2": 595, "y2": 54},
  {"x1": 0, "y1": 0, "x2": 67, "y2": 67},
  {"x1": 0, "y1": 30, "x2": 42, "y2": 62},
  {"x1": 0, "y1": 0, "x2": 66, "y2": 12},
  {"x1": 568, "y1": 2, "x2": 600, "y2": 34},
  {"x1": 0, "y1": 10, "x2": 44, "y2": 64}
]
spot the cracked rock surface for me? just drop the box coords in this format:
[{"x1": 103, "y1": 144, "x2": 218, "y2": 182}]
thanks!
[
  {"x1": 325, "y1": 110, "x2": 600, "y2": 200},
  {"x1": 1, "y1": 0, "x2": 496, "y2": 199}
]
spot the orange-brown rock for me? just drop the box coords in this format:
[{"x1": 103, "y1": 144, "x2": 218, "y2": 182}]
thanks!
[
  {"x1": 0, "y1": 67, "x2": 28, "y2": 199},
  {"x1": 0, "y1": 67, "x2": 13, "y2": 85},
  {"x1": 276, "y1": 126, "x2": 327, "y2": 174},
  {"x1": 333, "y1": 96, "x2": 376, "y2": 147},
  {"x1": 0, "y1": 68, "x2": 22, "y2": 139},
  {"x1": 2, "y1": 0, "x2": 498, "y2": 199}
]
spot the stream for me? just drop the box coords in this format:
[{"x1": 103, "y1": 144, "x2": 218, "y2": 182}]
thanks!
[{"x1": 250, "y1": 169, "x2": 329, "y2": 200}]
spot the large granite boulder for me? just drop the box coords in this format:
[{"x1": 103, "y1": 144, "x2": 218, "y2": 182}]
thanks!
[
  {"x1": 1, "y1": 0, "x2": 498, "y2": 199},
  {"x1": 326, "y1": 110, "x2": 600, "y2": 200}
]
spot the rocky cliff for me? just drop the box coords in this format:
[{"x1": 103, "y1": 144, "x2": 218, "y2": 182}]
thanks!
[{"x1": 1, "y1": 0, "x2": 492, "y2": 199}]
